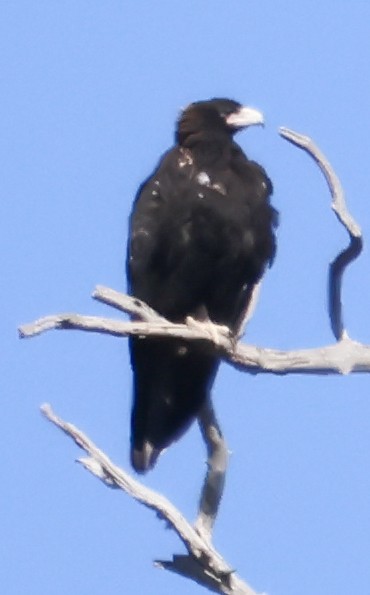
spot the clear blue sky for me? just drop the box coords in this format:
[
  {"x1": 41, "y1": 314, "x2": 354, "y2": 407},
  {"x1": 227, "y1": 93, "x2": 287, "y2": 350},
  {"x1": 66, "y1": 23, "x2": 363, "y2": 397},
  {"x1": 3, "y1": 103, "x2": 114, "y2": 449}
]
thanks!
[{"x1": 3, "y1": 2, "x2": 370, "y2": 594}]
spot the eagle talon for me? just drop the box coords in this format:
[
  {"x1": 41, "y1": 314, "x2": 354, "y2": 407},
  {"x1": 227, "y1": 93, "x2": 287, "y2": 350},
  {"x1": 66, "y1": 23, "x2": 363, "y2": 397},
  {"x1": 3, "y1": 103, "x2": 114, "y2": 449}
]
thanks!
[
  {"x1": 186, "y1": 316, "x2": 224, "y2": 346},
  {"x1": 229, "y1": 332, "x2": 239, "y2": 352}
]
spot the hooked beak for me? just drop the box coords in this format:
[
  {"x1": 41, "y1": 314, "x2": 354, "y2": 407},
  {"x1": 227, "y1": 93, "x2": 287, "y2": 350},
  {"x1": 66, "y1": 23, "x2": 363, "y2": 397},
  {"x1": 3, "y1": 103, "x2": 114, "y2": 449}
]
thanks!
[{"x1": 226, "y1": 106, "x2": 264, "y2": 129}]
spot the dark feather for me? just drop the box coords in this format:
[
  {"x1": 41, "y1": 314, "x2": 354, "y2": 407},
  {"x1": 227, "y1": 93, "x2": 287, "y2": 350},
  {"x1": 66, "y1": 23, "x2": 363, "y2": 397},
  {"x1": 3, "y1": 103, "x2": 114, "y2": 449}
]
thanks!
[{"x1": 127, "y1": 98, "x2": 278, "y2": 472}]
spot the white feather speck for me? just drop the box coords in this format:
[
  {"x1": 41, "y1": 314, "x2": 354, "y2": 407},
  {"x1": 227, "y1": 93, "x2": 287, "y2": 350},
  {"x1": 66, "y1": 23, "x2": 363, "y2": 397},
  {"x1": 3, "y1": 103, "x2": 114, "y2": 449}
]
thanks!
[
  {"x1": 177, "y1": 345, "x2": 188, "y2": 356},
  {"x1": 197, "y1": 171, "x2": 210, "y2": 185},
  {"x1": 178, "y1": 148, "x2": 193, "y2": 168},
  {"x1": 134, "y1": 228, "x2": 149, "y2": 237},
  {"x1": 212, "y1": 182, "x2": 227, "y2": 196}
]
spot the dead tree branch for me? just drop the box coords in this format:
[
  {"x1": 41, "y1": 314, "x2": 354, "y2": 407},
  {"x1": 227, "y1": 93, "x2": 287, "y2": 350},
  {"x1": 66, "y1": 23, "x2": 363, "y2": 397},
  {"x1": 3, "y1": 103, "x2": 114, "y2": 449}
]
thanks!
[
  {"x1": 279, "y1": 127, "x2": 363, "y2": 341},
  {"x1": 41, "y1": 404, "x2": 258, "y2": 595},
  {"x1": 19, "y1": 292, "x2": 370, "y2": 375},
  {"x1": 195, "y1": 399, "x2": 228, "y2": 540}
]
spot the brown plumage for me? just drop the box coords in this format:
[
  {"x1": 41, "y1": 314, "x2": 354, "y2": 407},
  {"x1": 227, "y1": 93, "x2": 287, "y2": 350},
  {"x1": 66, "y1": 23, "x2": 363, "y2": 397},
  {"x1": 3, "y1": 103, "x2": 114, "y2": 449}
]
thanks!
[{"x1": 127, "y1": 98, "x2": 278, "y2": 472}]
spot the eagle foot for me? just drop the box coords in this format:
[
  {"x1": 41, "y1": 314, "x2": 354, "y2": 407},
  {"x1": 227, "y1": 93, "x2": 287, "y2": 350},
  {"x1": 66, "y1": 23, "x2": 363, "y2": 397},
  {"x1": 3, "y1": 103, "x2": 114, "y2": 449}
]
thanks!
[{"x1": 185, "y1": 316, "x2": 229, "y2": 346}]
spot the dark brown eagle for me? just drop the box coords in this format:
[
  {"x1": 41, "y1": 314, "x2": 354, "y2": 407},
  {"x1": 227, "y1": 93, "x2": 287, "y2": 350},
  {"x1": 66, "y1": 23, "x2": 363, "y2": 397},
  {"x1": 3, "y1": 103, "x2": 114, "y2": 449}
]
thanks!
[{"x1": 127, "y1": 98, "x2": 277, "y2": 472}]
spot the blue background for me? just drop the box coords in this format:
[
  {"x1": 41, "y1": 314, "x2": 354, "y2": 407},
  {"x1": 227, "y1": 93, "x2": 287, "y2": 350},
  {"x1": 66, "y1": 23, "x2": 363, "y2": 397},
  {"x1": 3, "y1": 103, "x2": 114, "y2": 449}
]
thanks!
[{"x1": 3, "y1": 2, "x2": 370, "y2": 594}]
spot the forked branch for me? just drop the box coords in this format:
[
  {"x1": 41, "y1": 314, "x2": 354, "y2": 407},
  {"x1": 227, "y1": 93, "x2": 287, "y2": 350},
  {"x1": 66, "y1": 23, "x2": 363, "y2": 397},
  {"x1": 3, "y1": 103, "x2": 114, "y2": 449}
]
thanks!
[
  {"x1": 41, "y1": 404, "x2": 257, "y2": 595},
  {"x1": 19, "y1": 290, "x2": 370, "y2": 375}
]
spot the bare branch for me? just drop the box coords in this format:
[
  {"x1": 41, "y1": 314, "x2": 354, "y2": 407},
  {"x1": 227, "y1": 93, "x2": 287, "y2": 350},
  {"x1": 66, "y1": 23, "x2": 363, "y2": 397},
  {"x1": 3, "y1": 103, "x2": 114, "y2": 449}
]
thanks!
[
  {"x1": 195, "y1": 400, "x2": 229, "y2": 540},
  {"x1": 19, "y1": 299, "x2": 370, "y2": 375},
  {"x1": 92, "y1": 285, "x2": 167, "y2": 322},
  {"x1": 279, "y1": 127, "x2": 361, "y2": 238},
  {"x1": 328, "y1": 238, "x2": 363, "y2": 341},
  {"x1": 155, "y1": 555, "x2": 227, "y2": 593},
  {"x1": 279, "y1": 127, "x2": 363, "y2": 341},
  {"x1": 41, "y1": 404, "x2": 259, "y2": 595},
  {"x1": 18, "y1": 311, "x2": 230, "y2": 343}
]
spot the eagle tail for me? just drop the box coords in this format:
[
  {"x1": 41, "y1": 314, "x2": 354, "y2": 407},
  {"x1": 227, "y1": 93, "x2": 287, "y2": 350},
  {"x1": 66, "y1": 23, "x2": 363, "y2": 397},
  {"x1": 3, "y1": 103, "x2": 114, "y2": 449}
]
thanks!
[{"x1": 129, "y1": 337, "x2": 218, "y2": 473}]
